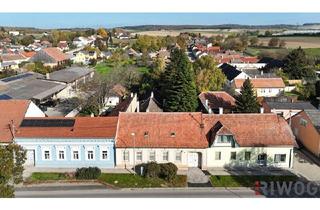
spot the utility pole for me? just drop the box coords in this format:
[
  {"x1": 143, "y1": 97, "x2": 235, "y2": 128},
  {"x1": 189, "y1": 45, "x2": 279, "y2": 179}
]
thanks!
[{"x1": 131, "y1": 132, "x2": 136, "y2": 175}]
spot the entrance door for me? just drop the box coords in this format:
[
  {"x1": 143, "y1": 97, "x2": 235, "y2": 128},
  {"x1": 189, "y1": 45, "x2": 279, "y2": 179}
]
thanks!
[
  {"x1": 188, "y1": 152, "x2": 199, "y2": 167},
  {"x1": 25, "y1": 150, "x2": 35, "y2": 166}
]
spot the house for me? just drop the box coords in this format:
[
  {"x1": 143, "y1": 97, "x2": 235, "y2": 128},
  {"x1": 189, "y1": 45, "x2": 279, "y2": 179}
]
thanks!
[
  {"x1": 198, "y1": 91, "x2": 236, "y2": 114},
  {"x1": 219, "y1": 63, "x2": 250, "y2": 85},
  {"x1": 0, "y1": 72, "x2": 67, "y2": 105},
  {"x1": 262, "y1": 97, "x2": 317, "y2": 120},
  {"x1": 233, "y1": 78, "x2": 285, "y2": 97},
  {"x1": 291, "y1": 110, "x2": 320, "y2": 158},
  {"x1": 31, "y1": 47, "x2": 70, "y2": 67},
  {"x1": 115, "y1": 112, "x2": 296, "y2": 169},
  {"x1": 15, "y1": 117, "x2": 118, "y2": 168},
  {"x1": 0, "y1": 100, "x2": 45, "y2": 144}
]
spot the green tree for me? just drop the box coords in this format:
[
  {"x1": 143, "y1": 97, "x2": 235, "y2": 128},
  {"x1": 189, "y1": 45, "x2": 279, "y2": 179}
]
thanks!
[
  {"x1": 235, "y1": 78, "x2": 260, "y2": 113},
  {"x1": 161, "y1": 48, "x2": 198, "y2": 112},
  {"x1": 283, "y1": 47, "x2": 315, "y2": 79},
  {"x1": 0, "y1": 144, "x2": 26, "y2": 198},
  {"x1": 193, "y1": 56, "x2": 226, "y2": 92}
]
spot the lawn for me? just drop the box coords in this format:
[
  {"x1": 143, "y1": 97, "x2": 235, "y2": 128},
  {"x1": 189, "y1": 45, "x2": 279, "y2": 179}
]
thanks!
[
  {"x1": 98, "y1": 173, "x2": 187, "y2": 188},
  {"x1": 29, "y1": 172, "x2": 68, "y2": 181},
  {"x1": 95, "y1": 62, "x2": 113, "y2": 74},
  {"x1": 210, "y1": 175, "x2": 298, "y2": 187}
]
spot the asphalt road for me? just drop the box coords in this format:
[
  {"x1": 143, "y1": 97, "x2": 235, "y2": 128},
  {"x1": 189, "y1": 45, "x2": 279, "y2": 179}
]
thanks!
[{"x1": 15, "y1": 183, "x2": 262, "y2": 198}]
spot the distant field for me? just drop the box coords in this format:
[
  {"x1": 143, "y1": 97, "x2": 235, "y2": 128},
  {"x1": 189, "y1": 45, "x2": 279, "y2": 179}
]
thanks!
[{"x1": 259, "y1": 36, "x2": 320, "y2": 49}]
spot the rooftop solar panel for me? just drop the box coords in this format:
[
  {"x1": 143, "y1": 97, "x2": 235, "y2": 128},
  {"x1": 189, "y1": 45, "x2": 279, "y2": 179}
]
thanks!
[
  {"x1": 20, "y1": 119, "x2": 75, "y2": 127},
  {"x1": 1, "y1": 73, "x2": 33, "y2": 83}
]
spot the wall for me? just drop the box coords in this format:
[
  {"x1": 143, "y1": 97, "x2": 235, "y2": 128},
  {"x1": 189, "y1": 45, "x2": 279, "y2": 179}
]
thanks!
[
  {"x1": 291, "y1": 111, "x2": 320, "y2": 157},
  {"x1": 16, "y1": 138, "x2": 115, "y2": 168}
]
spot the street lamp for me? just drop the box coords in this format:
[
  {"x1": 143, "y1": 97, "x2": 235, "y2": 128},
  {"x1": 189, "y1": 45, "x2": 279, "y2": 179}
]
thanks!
[{"x1": 131, "y1": 132, "x2": 136, "y2": 175}]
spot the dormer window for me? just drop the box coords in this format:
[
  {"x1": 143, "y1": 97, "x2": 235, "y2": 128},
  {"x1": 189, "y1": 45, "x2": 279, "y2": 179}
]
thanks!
[{"x1": 170, "y1": 132, "x2": 176, "y2": 137}]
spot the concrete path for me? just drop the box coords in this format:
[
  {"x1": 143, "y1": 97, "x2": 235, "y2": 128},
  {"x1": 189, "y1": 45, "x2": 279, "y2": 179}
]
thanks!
[{"x1": 187, "y1": 167, "x2": 211, "y2": 187}]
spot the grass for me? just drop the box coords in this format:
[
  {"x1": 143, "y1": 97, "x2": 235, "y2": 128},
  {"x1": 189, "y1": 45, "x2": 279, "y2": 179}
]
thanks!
[
  {"x1": 210, "y1": 175, "x2": 299, "y2": 187},
  {"x1": 98, "y1": 173, "x2": 187, "y2": 188},
  {"x1": 30, "y1": 172, "x2": 68, "y2": 181}
]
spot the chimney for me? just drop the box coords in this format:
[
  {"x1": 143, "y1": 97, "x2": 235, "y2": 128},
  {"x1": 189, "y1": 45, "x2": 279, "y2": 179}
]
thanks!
[
  {"x1": 46, "y1": 73, "x2": 50, "y2": 79},
  {"x1": 219, "y1": 107, "x2": 223, "y2": 114},
  {"x1": 260, "y1": 107, "x2": 264, "y2": 114},
  {"x1": 208, "y1": 108, "x2": 212, "y2": 114}
]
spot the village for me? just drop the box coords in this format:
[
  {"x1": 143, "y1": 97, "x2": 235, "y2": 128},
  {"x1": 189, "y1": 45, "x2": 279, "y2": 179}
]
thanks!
[{"x1": 0, "y1": 23, "x2": 320, "y2": 198}]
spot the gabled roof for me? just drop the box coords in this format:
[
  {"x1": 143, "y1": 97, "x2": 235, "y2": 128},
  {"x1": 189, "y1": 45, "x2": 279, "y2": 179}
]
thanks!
[
  {"x1": 198, "y1": 91, "x2": 236, "y2": 111},
  {"x1": 219, "y1": 63, "x2": 242, "y2": 81},
  {"x1": 234, "y1": 78, "x2": 285, "y2": 89},
  {"x1": 16, "y1": 117, "x2": 118, "y2": 139},
  {"x1": 0, "y1": 100, "x2": 30, "y2": 143}
]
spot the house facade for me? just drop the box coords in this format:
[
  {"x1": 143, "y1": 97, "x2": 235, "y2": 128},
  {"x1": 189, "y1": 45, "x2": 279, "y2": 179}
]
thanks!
[
  {"x1": 115, "y1": 112, "x2": 296, "y2": 169},
  {"x1": 15, "y1": 117, "x2": 118, "y2": 168}
]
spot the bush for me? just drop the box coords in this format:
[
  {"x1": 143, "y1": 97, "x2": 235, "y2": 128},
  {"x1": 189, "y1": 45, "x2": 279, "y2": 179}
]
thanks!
[
  {"x1": 144, "y1": 162, "x2": 160, "y2": 178},
  {"x1": 160, "y1": 163, "x2": 178, "y2": 181},
  {"x1": 75, "y1": 167, "x2": 101, "y2": 180}
]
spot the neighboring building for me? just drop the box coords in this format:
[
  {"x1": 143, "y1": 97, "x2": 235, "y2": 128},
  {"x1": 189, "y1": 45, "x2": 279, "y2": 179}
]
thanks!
[
  {"x1": 31, "y1": 47, "x2": 70, "y2": 67},
  {"x1": 233, "y1": 78, "x2": 285, "y2": 97},
  {"x1": 263, "y1": 97, "x2": 317, "y2": 120},
  {"x1": 0, "y1": 100, "x2": 45, "y2": 144},
  {"x1": 291, "y1": 110, "x2": 320, "y2": 158},
  {"x1": 115, "y1": 112, "x2": 296, "y2": 169},
  {"x1": 198, "y1": 91, "x2": 236, "y2": 114},
  {"x1": 219, "y1": 63, "x2": 250, "y2": 85},
  {"x1": 0, "y1": 72, "x2": 66, "y2": 105},
  {"x1": 15, "y1": 117, "x2": 118, "y2": 168}
]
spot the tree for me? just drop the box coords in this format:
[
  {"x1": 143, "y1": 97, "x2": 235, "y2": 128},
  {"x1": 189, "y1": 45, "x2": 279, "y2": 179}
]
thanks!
[
  {"x1": 279, "y1": 39, "x2": 286, "y2": 48},
  {"x1": 193, "y1": 56, "x2": 226, "y2": 92},
  {"x1": 0, "y1": 144, "x2": 26, "y2": 197},
  {"x1": 283, "y1": 47, "x2": 315, "y2": 79},
  {"x1": 161, "y1": 48, "x2": 198, "y2": 112},
  {"x1": 249, "y1": 37, "x2": 259, "y2": 46},
  {"x1": 235, "y1": 78, "x2": 260, "y2": 113},
  {"x1": 268, "y1": 37, "x2": 280, "y2": 47}
]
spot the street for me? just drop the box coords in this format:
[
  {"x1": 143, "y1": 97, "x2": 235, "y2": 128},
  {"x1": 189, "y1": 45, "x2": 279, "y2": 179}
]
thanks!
[{"x1": 15, "y1": 183, "x2": 262, "y2": 198}]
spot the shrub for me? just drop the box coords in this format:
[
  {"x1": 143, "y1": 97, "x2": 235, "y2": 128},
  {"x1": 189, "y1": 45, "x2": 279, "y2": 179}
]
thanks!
[
  {"x1": 75, "y1": 167, "x2": 101, "y2": 180},
  {"x1": 159, "y1": 162, "x2": 178, "y2": 181},
  {"x1": 144, "y1": 162, "x2": 160, "y2": 178}
]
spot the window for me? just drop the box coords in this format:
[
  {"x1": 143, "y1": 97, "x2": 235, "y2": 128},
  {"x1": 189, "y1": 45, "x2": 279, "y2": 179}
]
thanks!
[
  {"x1": 87, "y1": 151, "x2": 94, "y2": 160},
  {"x1": 274, "y1": 154, "x2": 286, "y2": 163},
  {"x1": 149, "y1": 151, "x2": 156, "y2": 161},
  {"x1": 44, "y1": 151, "x2": 50, "y2": 160},
  {"x1": 102, "y1": 151, "x2": 108, "y2": 160},
  {"x1": 73, "y1": 151, "x2": 79, "y2": 160},
  {"x1": 215, "y1": 151, "x2": 221, "y2": 160},
  {"x1": 58, "y1": 150, "x2": 65, "y2": 160},
  {"x1": 123, "y1": 151, "x2": 129, "y2": 161},
  {"x1": 136, "y1": 151, "x2": 143, "y2": 161},
  {"x1": 245, "y1": 152, "x2": 251, "y2": 161},
  {"x1": 175, "y1": 151, "x2": 182, "y2": 162},
  {"x1": 163, "y1": 151, "x2": 169, "y2": 161},
  {"x1": 216, "y1": 135, "x2": 233, "y2": 143},
  {"x1": 230, "y1": 152, "x2": 237, "y2": 160}
]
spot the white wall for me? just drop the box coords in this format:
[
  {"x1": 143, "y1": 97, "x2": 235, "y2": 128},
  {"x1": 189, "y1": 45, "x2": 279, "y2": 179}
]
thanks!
[{"x1": 25, "y1": 102, "x2": 46, "y2": 117}]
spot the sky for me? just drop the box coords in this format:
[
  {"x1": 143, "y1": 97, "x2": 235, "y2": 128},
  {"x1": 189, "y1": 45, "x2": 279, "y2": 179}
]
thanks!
[{"x1": 0, "y1": 13, "x2": 320, "y2": 29}]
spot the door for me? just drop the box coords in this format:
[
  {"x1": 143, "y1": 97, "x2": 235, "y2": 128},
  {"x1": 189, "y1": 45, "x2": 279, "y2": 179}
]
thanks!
[
  {"x1": 188, "y1": 152, "x2": 199, "y2": 167},
  {"x1": 25, "y1": 150, "x2": 35, "y2": 166}
]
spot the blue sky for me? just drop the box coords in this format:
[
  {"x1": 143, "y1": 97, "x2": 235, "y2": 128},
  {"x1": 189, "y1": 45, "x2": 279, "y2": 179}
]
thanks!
[{"x1": 0, "y1": 13, "x2": 319, "y2": 29}]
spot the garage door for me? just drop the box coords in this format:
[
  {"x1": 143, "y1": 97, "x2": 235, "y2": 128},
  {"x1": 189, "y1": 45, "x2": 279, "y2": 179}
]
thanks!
[
  {"x1": 187, "y1": 152, "x2": 199, "y2": 167},
  {"x1": 25, "y1": 150, "x2": 35, "y2": 166}
]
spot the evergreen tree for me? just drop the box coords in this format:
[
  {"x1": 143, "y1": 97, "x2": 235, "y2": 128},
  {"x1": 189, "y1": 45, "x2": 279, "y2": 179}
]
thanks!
[
  {"x1": 161, "y1": 48, "x2": 198, "y2": 112},
  {"x1": 235, "y1": 78, "x2": 260, "y2": 113}
]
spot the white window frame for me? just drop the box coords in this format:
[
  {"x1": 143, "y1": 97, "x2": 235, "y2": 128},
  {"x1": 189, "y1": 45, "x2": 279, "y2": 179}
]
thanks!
[
  {"x1": 71, "y1": 146, "x2": 81, "y2": 161},
  {"x1": 41, "y1": 146, "x2": 51, "y2": 161}
]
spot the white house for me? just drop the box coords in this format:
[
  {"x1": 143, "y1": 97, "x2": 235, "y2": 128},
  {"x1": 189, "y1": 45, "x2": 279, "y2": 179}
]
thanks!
[{"x1": 115, "y1": 112, "x2": 296, "y2": 170}]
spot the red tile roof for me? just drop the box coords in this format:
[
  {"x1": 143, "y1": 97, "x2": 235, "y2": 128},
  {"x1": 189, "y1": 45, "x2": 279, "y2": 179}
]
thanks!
[
  {"x1": 234, "y1": 78, "x2": 285, "y2": 89},
  {"x1": 199, "y1": 91, "x2": 236, "y2": 110},
  {"x1": 0, "y1": 100, "x2": 30, "y2": 143},
  {"x1": 16, "y1": 117, "x2": 118, "y2": 139},
  {"x1": 42, "y1": 47, "x2": 69, "y2": 62},
  {"x1": 116, "y1": 112, "x2": 296, "y2": 148}
]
